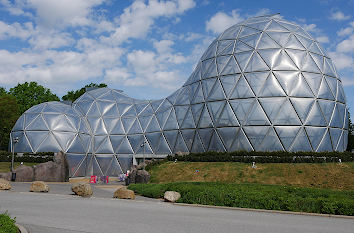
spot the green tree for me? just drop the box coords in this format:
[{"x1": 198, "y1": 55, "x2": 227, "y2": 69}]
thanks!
[
  {"x1": 0, "y1": 94, "x2": 20, "y2": 150},
  {"x1": 9, "y1": 82, "x2": 59, "y2": 114},
  {"x1": 0, "y1": 87, "x2": 7, "y2": 96},
  {"x1": 62, "y1": 83, "x2": 107, "y2": 102}
]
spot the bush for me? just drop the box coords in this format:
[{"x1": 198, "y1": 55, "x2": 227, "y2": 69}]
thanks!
[
  {"x1": 128, "y1": 182, "x2": 354, "y2": 216},
  {"x1": 0, "y1": 150, "x2": 54, "y2": 163},
  {"x1": 166, "y1": 151, "x2": 354, "y2": 163},
  {"x1": 0, "y1": 212, "x2": 17, "y2": 233}
]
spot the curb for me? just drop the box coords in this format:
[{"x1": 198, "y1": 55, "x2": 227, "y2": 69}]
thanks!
[
  {"x1": 173, "y1": 203, "x2": 354, "y2": 219},
  {"x1": 16, "y1": 223, "x2": 28, "y2": 233}
]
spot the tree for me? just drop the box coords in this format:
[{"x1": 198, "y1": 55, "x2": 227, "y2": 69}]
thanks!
[
  {"x1": 0, "y1": 94, "x2": 20, "y2": 150},
  {"x1": 9, "y1": 82, "x2": 60, "y2": 114},
  {"x1": 62, "y1": 83, "x2": 107, "y2": 102},
  {"x1": 0, "y1": 87, "x2": 7, "y2": 96}
]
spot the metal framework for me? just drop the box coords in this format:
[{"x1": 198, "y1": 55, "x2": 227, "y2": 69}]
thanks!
[{"x1": 10, "y1": 15, "x2": 349, "y2": 177}]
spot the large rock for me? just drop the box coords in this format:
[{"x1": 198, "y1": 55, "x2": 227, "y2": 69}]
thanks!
[
  {"x1": 0, "y1": 151, "x2": 69, "y2": 182},
  {"x1": 71, "y1": 183, "x2": 93, "y2": 197},
  {"x1": 164, "y1": 191, "x2": 181, "y2": 202},
  {"x1": 113, "y1": 187, "x2": 135, "y2": 199},
  {"x1": 13, "y1": 165, "x2": 34, "y2": 182},
  {"x1": 34, "y1": 151, "x2": 69, "y2": 182},
  {"x1": 30, "y1": 181, "x2": 49, "y2": 192},
  {"x1": 135, "y1": 170, "x2": 150, "y2": 183},
  {"x1": 0, "y1": 178, "x2": 11, "y2": 190}
]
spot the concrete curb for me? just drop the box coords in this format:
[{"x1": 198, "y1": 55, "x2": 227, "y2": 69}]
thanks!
[
  {"x1": 173, "y1": 203, "x2": 354, "y2": 219},
  {"x1": 16, "y1": 223, "x2": 28, "y2": 233}
]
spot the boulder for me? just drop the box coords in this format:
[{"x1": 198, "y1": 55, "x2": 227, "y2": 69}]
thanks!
[
  {"x1": 0, "y1": 172, "x2": 11, "y2": 181},
  {"x1": 34, "y1": 151, "x2": 69, "y2": 182},
  {"x1": 128, "y1": 169, "x2": 137, "y2": 184},
  {"x1": 113, "y1": 187, "x2": 135, "y2": 199},
  {"x1": 164, "y1": 191, "x2": 181, "y2": 202},
  {"x1": 30, "y1": 181, "x2": 49, "y2": 192},
  {"x1": 13, "y1": 165, "x2": 34, "y2": 182},
  {"x1": 71, "y1": 183, "x2": 93, "y2": 197},
  {"x1": 135, "y1": 170, "x2": 150, "y2": 183},
  {"x1": 0, "y1": 178, "x2": 11, "y2": 190},
  {"x1": 0, "y1": 151, "x2": 69, "y2": 182}
]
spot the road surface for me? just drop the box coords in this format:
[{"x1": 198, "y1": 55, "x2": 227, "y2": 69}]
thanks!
[{"x1": 0, "y1": 185, "x2": 353, "y2": 233}]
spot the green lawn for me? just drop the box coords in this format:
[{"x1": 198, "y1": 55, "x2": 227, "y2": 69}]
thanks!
[
  {"x1": 0, "y1": 162, "x2": 38, "y2": 173},
  {"x1": 147, "y1": 161, "x2": 354, "y2": 190}
]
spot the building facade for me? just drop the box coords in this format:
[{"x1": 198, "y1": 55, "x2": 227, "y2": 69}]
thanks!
[{"x1": 10, "y1": 15, "x2": 349, "y2": 177}]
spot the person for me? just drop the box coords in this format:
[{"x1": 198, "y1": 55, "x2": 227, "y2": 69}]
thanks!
[{"x1": 125, "y1": 170, "x2": 130, "y2": 186}]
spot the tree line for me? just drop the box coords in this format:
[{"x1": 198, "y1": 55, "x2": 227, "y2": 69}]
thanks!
[
  {"x1": 0, "y1": 82, "x2": 106, "y2": 151},
  {"x1": 0, "y1": 81, "x2": 353, "y2": 152}
]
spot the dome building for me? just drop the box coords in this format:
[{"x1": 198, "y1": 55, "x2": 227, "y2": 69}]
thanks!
[{"x1": 10, "y1": 14, "x2": 349, "y2": 177}]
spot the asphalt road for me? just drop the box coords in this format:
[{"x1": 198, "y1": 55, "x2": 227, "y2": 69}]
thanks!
[{"x1": 0, "y1": 185, "x2": 353, "y2": 233}]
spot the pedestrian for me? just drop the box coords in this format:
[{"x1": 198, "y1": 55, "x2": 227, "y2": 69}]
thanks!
[{"x1": 125, "y1": 170, "x2": 130, "y2": 186}]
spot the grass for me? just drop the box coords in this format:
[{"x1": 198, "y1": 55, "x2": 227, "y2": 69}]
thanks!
[
  {"x1": 128, "y1": 182, "x2": 354, "y2": 216},
  {"x1": 148, "y1": 161, "x2": 354, "y2": 190},
  {"x1": 0, "y1": 162, "x2": 38, "y2": 173},
  {"x1": 0, "y1": 212, "x2": 17, "y2": 233}
]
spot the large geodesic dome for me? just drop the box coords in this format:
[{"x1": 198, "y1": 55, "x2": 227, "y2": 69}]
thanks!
[{"x1": 10, "y1": 14, "x2": 349, "y2": 177}]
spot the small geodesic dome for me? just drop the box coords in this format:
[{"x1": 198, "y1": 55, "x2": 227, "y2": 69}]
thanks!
[{"x1": 10, "y1": 101, "x2": 91, "y2": 176}]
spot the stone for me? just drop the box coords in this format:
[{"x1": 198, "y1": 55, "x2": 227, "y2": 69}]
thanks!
[
  {"x1": 13, "y1": 165, "x2": 34, "y2": 182},
  {"x1": 30, "y1": 181, "x2": 49, "y2": 192},
  {"x1": 164, "y1": 191, "x2": 181, "y2": 202},
  {"x1": 0, "y1": 151, "x2": 69, "y2": 182},
  {"x1": 128, "y1": 169, "x2": 137, "y2": 184},
  {"x1": 0, "y1": 172, "x2": 11, "y2": 181},
  {"x1": 71, "y1": 183, "x2": 93, "y2": 197},
  {"x1": 113, "y1": 187, "x2": 135, "y2": 199},
  {"x1": 0, "y1": 178, "x2": 11, "y2": 190},
  {"x1": 135, "y1": 170, "x2": 150, "y2": 183},
  {"x1": 34, "y1": 151, "x2": 69, "y2": 182}
]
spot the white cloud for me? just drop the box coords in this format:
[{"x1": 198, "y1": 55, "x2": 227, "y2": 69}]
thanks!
[
  {"x1": 337, "y1": 22, "x2": 354, "y2": 37},
  {"x1": 336, "y1": 35, "x2": 354, "y2": 53},
  {"x1": 0, "y1": 21, "x2": 33, "y2": 40},
  {"x1": 206, "y1": 10, "x2": 243, "y2": 34},
  {"x1": 316, "y1": 36, "x2": 329, "y2": 43},
  {"x1": 329, "y1": 51, "x2": 354, "y2": 70},
  {"x1": 100, "y1": 0, "x2": 195, "y2": 45},
  {"x1": 330, "y1": 10, "x2": 351, "y2": 21}
]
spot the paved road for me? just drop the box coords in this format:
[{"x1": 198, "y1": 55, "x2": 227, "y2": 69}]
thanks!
[{"x1": 0, "y1": 186, "x2": 353, "y2": 233}]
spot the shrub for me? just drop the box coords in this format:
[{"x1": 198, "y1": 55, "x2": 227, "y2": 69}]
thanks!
[
  {"x1": 0, "y1": 212, "x2": 17, "y2": 233},
  {"x1": 128, "y1": 182, "x2": 354, "y2": 216},
  {"x1": 0, "y1": 150, "x2": 54, "y2": 163},
  {"x1": 166, "y1": 151, "x2": 354, "y2": 163}
]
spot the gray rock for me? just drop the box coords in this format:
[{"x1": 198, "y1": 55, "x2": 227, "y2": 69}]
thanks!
[
  {"x1": 14, "y1": 165, "x2": 34, "y2": 182},
  {"x1": 71, "y1": 183, "x2": 93, "y2": 197},
  {"x1": 0, "y1": 172, "x2": 11, "y2": 181},
  {"x1": 135, "y1": 170, "x2": 150, "y2": 183},
  {"x1": 0, "y1": 151, "x2": 69, "y2": 182},
  {"x1": 0, "y1": 178, "x2": 11, "y2": 190},
  {"x1": 164, "y1": 191, "x2": 181, "y2": 202},
  {"x1": 113, "y1": 187, "x2": 135, "y2": 199},
  {"x1": 30, "y1": 181, "x2": 49, "y2": 192}
]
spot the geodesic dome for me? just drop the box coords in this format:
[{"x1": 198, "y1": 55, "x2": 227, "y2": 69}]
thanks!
[
  {"x1": 10, "y1": 101, "x2": 90, "y2": 155},
  {"x1": 10, "y1": 14, "x2": 349, "y2": 177}
]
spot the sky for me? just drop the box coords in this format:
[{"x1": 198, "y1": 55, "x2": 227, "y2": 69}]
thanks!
[{"x1": 0, "y1": 0, "x2": 353, "y2": 113}]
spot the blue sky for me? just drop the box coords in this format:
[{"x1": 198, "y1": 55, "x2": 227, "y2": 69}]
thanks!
[{"x1": 0, "y1": 0, "x2": 353, "y2": 112}]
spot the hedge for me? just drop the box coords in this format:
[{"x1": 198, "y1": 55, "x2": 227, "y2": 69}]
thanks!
[
  {"x1": 128, "y1": 182, "x2": 354, "y2": 216},
  {"x1": 0, "y1": 150, "x2": 54, "y2": 163},
  {"x1": 166, "y1": 151, "x2": 354, "y2": 163}
]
